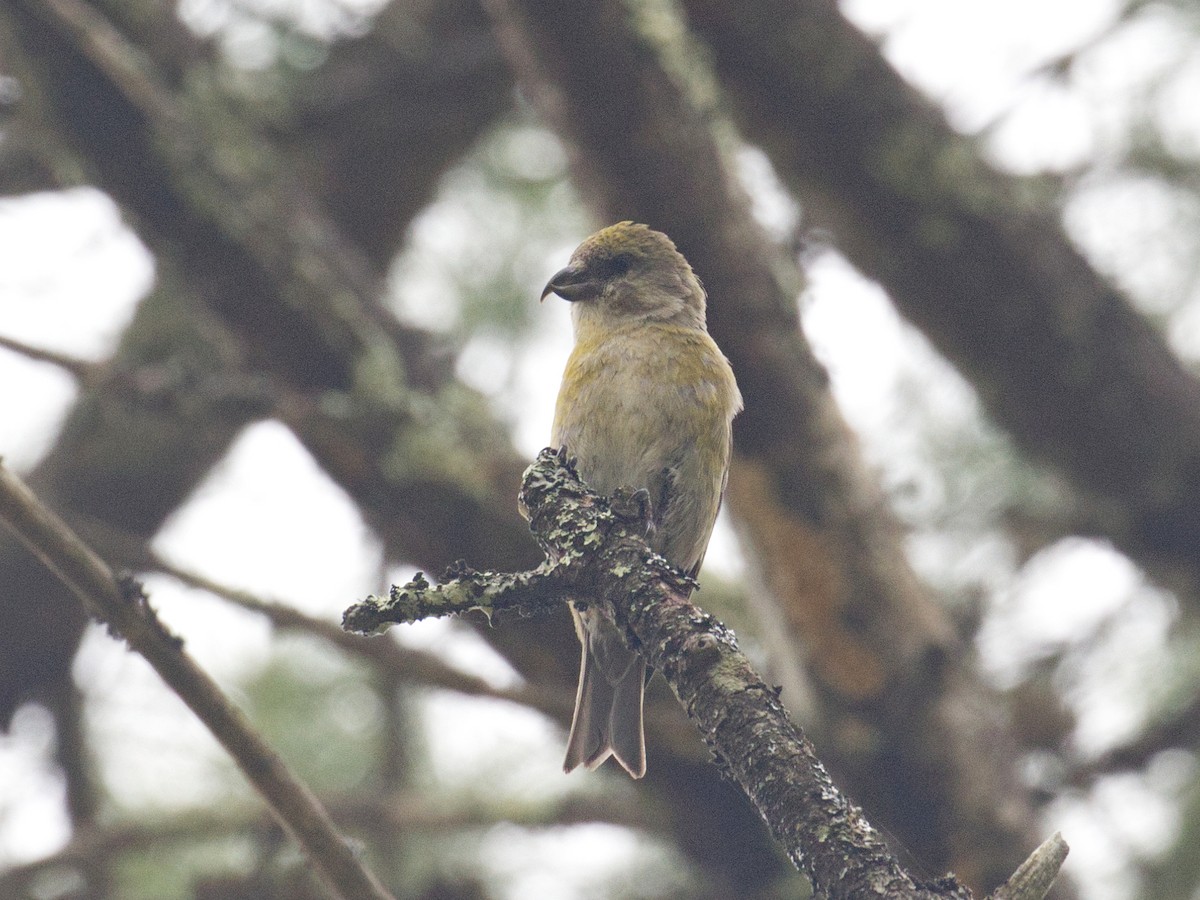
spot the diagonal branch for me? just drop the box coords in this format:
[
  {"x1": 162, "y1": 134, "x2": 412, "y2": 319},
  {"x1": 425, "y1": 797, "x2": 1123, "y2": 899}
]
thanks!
[
  {"x1": 17, "y1": 0, "x2": 386, "y2": 369},
  {"x1": 344, "y1": 449, "x2": 1068, "y2": 900},
  {"x1": 0, "y1": 332, "x2": 100, "y2": 382},
  {"x1": 0, "y1": 461, "x2": 394, "y2": 900}
]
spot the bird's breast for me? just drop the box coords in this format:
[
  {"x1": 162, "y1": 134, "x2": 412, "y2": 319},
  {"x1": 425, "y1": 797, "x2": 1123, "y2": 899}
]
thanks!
[{"x1": 551, "y1": 325, "x2": 738, "y2": 523}]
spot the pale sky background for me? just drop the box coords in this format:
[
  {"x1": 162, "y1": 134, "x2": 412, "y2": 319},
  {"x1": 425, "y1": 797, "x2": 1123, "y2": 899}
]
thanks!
[{"x1": 2, "y1": 1, "x2": 1198, "y2": 897}]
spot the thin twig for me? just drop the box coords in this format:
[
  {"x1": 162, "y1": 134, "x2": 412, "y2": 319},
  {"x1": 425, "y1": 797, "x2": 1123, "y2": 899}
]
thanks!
[
  {"x1": 0, "y1": 461, "x2": 394, "y2": 900},
  {"x1": 0, "y1": 332, "x2": 100, "y2": 381}
]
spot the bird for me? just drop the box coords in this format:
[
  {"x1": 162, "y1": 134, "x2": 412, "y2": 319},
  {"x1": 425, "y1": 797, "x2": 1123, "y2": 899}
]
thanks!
[{"x1": 541, "y1": 221, "x2": 742, "y2": 778}]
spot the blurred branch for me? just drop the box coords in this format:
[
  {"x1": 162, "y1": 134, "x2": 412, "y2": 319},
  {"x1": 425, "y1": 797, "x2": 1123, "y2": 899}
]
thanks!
[
  {"x1": 281, "y1": 0, "x2": 513, "y2": 263},
  {"x1": 0, "y1": 331, "x2": 280, "y2": 421},
  {"x1": 1, "y1": 0, "x2": 533, "y2": 882},
  {"x1": 480, "y1": 0, "x2": 1045, "y2": 890},
  {"x1": 0, "y1": 331, "x2": 100, "y2": 382},
  {"x1": 344, "y1": 449, "x2": 1068, "y2": 900},
  {"x1": 0, "y1": 789, "x2": 660, "y2": 897},
  {"x1": 0, "y1": 808, "x2": 261, "y2": 896},
  {"x1": 680, "y1": 0, "x2": 1200, "y2": 598},
  {"x1": 0, "y1": 318, "x2": 571, "y2": 759},
  {"x1": 5, "y1": 0, "x2": 535, "y2": 569},
  {"x1": 0, "y1": 461, "x2": 394, "y2": 900},
  {"x1": 0, "y1": 21, "x2": 77, "y2": 194},
  {"x1": 72, "y1": 512, "x2": 581, "y2": 721},
  {"x1": 18, "y1": 0, "x2": 387, "y2": 370},
  {"x1": 0, "y1": 278, "x2": 265, "y2": 775},
  {"x1": 337, "y1": 788, "x2": 666, "y2": 846}
]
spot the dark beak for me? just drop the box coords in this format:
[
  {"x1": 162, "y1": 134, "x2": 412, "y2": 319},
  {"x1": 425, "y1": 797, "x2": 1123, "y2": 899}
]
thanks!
[{"x1": 540, "y1": 263, "x2": 595, "y2": 303}]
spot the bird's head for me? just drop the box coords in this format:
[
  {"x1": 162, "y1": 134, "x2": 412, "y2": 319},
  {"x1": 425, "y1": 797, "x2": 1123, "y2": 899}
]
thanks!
[{"x1": 541, "y1": 222, "x2": 707, "y2": 330}]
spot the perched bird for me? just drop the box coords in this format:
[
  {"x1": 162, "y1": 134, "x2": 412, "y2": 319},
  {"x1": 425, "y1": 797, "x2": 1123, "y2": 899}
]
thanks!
[{"x1": 541, "y1": 222, "x2": 742, "y2": 778}]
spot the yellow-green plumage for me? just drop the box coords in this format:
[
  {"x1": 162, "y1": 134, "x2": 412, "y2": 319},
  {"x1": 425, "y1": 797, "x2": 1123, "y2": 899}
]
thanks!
[
  {"x1": 553, "y1": 322, "x2": 738, "y2": 576},
  {"x1": 543, "y1": 222, "x2": 741, "y2": 779}
]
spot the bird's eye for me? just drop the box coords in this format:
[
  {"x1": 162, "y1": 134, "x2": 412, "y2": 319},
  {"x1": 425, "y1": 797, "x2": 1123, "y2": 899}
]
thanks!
[{"x1": 595, "y1": 253, "x2": 632, "y2": 279}]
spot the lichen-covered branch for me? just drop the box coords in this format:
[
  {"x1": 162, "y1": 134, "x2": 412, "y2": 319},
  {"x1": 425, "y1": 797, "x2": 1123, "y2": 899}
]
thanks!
[
  {"x1": 343, "y1": 563, "x2": 567, "y2": 634},
  {"x1": 343, "y1": 449, "x2": 1068, "y2": 900}
]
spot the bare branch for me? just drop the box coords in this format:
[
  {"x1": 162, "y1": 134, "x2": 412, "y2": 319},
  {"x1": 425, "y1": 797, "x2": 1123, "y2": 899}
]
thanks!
[
  {"x1": 0, "y1": 332, "x2": 99, "y2": 382},
  {"x1": 0, "y1": 461, "x2": 394, "y2": 900}
]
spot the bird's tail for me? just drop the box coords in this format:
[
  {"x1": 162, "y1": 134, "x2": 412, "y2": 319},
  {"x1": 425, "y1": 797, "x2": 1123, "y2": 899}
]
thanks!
[{"x1": 563, "y1": 626, "x2": 647, "y2": 779}]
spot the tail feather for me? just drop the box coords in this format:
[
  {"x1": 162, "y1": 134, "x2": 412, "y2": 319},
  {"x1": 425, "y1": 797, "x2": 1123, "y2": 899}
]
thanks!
[
  {"x1": 563, "y1": 612, "x2": 647, "y2": 778},
  {"x1": 606, "y1": 654, "x2": 646, "y2": 777}
]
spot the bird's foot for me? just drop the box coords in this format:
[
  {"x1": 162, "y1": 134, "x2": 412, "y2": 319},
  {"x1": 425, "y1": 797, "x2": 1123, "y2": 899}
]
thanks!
[{"x1": 610, "y1": 486, "x2": 654, "y2": 535}]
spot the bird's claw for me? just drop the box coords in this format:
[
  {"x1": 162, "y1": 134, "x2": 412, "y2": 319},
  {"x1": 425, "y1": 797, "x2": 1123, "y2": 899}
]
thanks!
[{"x1": 610, "y1": 486, "x2": 654, "y2": 532}]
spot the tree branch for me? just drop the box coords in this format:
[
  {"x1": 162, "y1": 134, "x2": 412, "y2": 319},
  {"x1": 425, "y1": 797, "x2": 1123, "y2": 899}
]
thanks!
[
  {"x1": 1, "y1": 788, "x2": 660, "y2": 897},
  {"x1": 1068, "y1": 687, "x2": 1200, "y2": 784},
  {"x1": 344, "y1": 563, "x2": 567, "y2": 635},
  {"x1": 344, "y1": 449, "x2": 1068, "y2": 900},
  {"x1": 0, "y1": 0, "x2": 528, "y2": 740},
  {"x1": 0, "y1": 332, "x2": 100, "y2": 382},
  {"x1": 991, "y1": 834, "x2": 1071, "y2": 900},
  {"x1": 0, "y1": 461, "x2": 394, "y2": 900}
]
